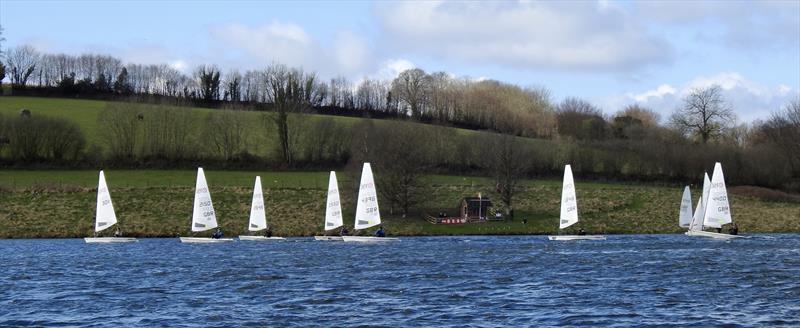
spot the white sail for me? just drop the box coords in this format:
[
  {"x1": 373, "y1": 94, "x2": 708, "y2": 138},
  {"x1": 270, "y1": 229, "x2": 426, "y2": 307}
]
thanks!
[
  {"x1": 94, "y1": 170, "x2": 118, "y2": 232},
  {"x1": 689, "y1": 196, "x2": 704, "y2": 231},
  {"x1": 248, "y1": 176, "x2": 267, "y2": 231},
  {"x1": 191, "y1": 167, "x2": 218, "y2": 232},
  {"x1": 559, "y1": 165, "x2": 578, "y2": 229},
  {"x1": 703, "y1": 162, "x2": 732, "y2": 228},
  {"x1": 324, "y1": 171, "x2": 343, "y2": 231},
  {"x1": 678, "y1": 186, "x2": 693, "y2": 228},
  {"x1": 354, "y1": 163, "x2": 380, "y2": 230}
]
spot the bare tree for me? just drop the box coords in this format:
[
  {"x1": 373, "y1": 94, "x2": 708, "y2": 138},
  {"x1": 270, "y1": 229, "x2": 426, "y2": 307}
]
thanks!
[
  {"x1": 6, "y1": 45, "x2": 39, "y2": 86},
  {"x1": 483, "y1": 134, "x2": 528, "y2": 218},
  {"x1": 98, "y1": 103, "x2": 142, "y2": 159},
  {"x1": 670, "y1": 85, "x2": 735, "y2": 143},
  {"x1": 204, "y1": 110, "x2": 248, "y2": 160},
  {"x1": 391, "y1": 68, "x2": 431, "y2": 118},
  {"x1": 761, "y1": 97, "x2": 800, "y2": 173}
]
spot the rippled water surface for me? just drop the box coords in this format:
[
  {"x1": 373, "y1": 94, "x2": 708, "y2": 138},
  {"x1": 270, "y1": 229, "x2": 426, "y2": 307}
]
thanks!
[{"x1": 2, "y1": 235, "x2": 799, "y2": 327}]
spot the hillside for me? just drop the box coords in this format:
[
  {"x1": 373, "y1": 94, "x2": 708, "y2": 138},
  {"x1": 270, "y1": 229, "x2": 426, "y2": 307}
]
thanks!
[{"x1": 1, "y1": 170, "x2": 798, "y2": 238}]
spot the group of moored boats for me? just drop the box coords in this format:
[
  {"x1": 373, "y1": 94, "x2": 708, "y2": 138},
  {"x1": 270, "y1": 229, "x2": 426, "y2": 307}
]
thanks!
[
  {"x1": 83, "y1": 161, "x2": 743, "y2": 244},
  {"x1": 85, "y1": 163, "x2": 398, "y2": 244}
]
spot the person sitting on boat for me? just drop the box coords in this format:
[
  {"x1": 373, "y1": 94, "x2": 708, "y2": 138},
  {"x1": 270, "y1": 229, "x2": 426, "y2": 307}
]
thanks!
[
  {"x1": 114, "y1": 227, "x2": 122, "y2": 237},
  {"x1": 729, "y1": 223, "x2": 739, "y2": 235},
  {"x1": 374, "y1": 226, "x2": 386, "y2": 237},
  {"x1": 265, "y1": 227, "x2": 273, "y2": 238},
  {"x1": 339, "y1": 226, "x2": 349, "y2": 236},
  {"x1": 578, "y1": 228, "x2": 586, "y2": 235},
  {"x1": 211, "y1": 228, "x2": 223, "y2": 239}
]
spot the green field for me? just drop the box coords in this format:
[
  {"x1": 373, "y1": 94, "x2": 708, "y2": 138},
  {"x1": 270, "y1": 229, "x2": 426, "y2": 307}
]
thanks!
[
  {"x1": 1, "y1": 170, "x2": 798, "y2": 238},
  {"x1": 0, "y1": 96, "x2": 473, "y2": 157}
]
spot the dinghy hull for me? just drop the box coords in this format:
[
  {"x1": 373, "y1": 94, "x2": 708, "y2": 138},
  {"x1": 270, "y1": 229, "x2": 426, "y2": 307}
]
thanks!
[
  {"x1": 238, "y1": 236, "x2": 286, "y2": 241},
  {"x1": 84, "y1": 237, "x2": 138, "y2": 243},
  {"x1": 685, "y1": 230, "x2": 741, "y2": 240},
  {"x1": 342, "y1": 236, "x2": 399, "y2": 243},
  {"x1": 548, "y1": 235, "x2": 606, "y2": 241},
  {"x1": 314, "y1": 236, "x2": 344, "y2": 241},
  {"x1": 179, "y1": 237, "x2": 234, "y2": 243}
]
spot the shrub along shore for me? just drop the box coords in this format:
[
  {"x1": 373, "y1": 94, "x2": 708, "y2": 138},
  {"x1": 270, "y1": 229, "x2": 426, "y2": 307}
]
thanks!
[{"x1": 1, "y1": 170, "x2": 798, "y2": 239}]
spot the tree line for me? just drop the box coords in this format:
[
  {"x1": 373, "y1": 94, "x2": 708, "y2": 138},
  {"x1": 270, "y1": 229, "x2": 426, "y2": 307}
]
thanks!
[{"x1": 0, "y1": 43, "x2": 798, "y2": 197}]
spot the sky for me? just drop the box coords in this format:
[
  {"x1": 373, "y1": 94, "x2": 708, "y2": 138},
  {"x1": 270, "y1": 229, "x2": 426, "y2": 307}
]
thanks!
[{"x1": 1, "y1": 0, "x2": 799, "y2": 122}]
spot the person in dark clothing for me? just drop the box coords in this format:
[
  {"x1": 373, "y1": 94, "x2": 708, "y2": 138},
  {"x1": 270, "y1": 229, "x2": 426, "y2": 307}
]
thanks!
[
  {"x1": 265, "y1": 227, "x2": 273, "y2": 238},
  {"x1": 716, "y1": 227, "x2": 722, "y2": 233},
  {"x1": 375, "y1": 226, "x2": 386, "y2": 237},
  {"x1": 729, "y1": 223, "x2": 739, "y2": 235},
  {"x1": 578, "y1": 228, "x2": 586, "y2": 235},
  {"x1": 114, "y1": 227, "x2": 122, "y2": 237},
  {"x1": 211, "y1": 228, "x2": 223, "y2": 239},
  {"x1": 340, "y1": 227, "x2": 349, "y2": 236}
]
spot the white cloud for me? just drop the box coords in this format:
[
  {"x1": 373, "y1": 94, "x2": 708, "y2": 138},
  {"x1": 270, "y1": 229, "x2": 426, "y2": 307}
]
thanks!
[
  {"x1": 613, "y1": 72, "x2": 799, "y2": 122},
  {"x1": 169, "y1": 60, "x2": 189, "y2": 73},
  {"x1": 635, "y1": 1, "x2": 800, "y2": 52},
  {"x1": 209, "y1": 22, "x2": 375, "y2": 79},
  {"x1": 374, "y1": 59, "x2": 415, "y2": 80},
  {"x1": 374, "y1": 1, "x2": 673, "y2": 71},
  {"x1": 628, "y1": 84, "x2": 677, "y2": 103},
  {"x1": 210, "y1": 22, "x2": 315, "y2": 69}
]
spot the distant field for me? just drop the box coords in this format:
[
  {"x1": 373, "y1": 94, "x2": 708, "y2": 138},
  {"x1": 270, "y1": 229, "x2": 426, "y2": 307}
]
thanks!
[
  {"x1": 1, "y1": 170, "x2": 798, "y2": 238},
  {"x1": 0, "y1": 96, "x2": 480, "y2": 157}
]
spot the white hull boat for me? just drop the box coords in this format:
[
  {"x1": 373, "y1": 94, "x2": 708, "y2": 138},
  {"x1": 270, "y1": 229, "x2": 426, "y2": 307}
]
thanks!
[
  {"x1": 84, "y1": 237, "x2": 138, "y2": 243},
  {"x1": 685, "y1": 230, "x2": 740, "y2": 240},
  {"x1": 548, "y1": 235, "x2": 606, "y2": 241},
  {"x1": 179, "y1": 237, "x2": 235, "y2": 243},
  {"x1": 86, "y1": 170, "x2": 137, "y2": 243},
  {"x1": 342, "y1": 236, "x2": 399, "y2": 243},
  {"x1": 314, "y1": 236, "x2": 344, "y2": 241},
  {"x1": 238, "y1": 236, "x2": 286, "y2": 241},
  {"x1": 549, "y1": 165, "x2": 604, "y2": 241},
  {"x1": 686, "y1": 163, "x2": 740, "y2": 240}
]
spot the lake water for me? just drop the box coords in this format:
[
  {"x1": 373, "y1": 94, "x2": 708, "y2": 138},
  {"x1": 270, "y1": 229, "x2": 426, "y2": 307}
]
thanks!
[{"x1": 1, "y1": 235, "x2": 799, "y2": 327}]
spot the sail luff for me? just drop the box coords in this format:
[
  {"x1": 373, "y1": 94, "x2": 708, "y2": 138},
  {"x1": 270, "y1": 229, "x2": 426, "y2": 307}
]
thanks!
[
  {"x1": 324, "y1": 171, "x2": 343, "y2": 231},
  {"x1": 559, "y1": 165, "x2": 579, "y2": 230},
  {"x1": 94, "y1": 170, "x2": 118, "y2": 232},
  {"x1": 248, "y1": 176, "x2": 267, "y2": 232},
  {"x1": 191, "y1": 167, "x2": 218, "y2": 232},
  {"x1": 354, "y1": 163, "x2": 381, "y2": 230}
]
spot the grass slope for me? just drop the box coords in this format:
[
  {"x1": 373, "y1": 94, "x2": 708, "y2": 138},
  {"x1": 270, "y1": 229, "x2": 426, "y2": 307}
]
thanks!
[{"x1": 1, "y1": 170, "x2": 798, "y2": 238}]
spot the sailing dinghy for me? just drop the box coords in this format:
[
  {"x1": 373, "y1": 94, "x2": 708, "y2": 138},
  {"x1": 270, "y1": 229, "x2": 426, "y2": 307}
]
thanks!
[
  {"x1": 686, "y1": 163, "x2": 741, "y2": 240},
  {"x1": 314, "y1": 171, "x2": 344, "y2": 241},
  {"x1": 548, "y1": 165, "x2": 605, "y2": 241},
  {"x1": 85, "y1": 170, "x2": 137, "y2": 243},
  {"x1": 678, "y1": 186, "x2": 693, "y2": 229},
  {"x1": 342, "y1": 163, "x2": 399, "y2": 242},
  {"x1": 239, "y1": 176, "x2": 284, "y2": 241},
  {"x1": 180, "y1": 168, "x2": 234, "y2": 243}
]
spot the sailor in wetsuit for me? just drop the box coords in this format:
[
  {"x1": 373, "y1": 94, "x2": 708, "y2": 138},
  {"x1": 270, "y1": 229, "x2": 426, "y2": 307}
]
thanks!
[
  {"x1": 211, "y1": 228, "x2": 223, "y2": 239},
  {"x1": 374, "y1": 226, "x2": 386, "y2": 237}
]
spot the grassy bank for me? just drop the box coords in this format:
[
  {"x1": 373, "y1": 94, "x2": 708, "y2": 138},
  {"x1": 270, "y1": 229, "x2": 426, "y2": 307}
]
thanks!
[{"x1": 1, "y1": 170, "x2": 798, "y2": 238}]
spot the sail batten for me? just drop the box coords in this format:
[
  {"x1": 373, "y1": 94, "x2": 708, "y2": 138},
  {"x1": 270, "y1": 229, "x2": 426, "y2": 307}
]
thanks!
[
  {"x1": 559, "y1": 165, "x2": 578, "y2": 230},
  {"x1": 191, "y1": 168, "x2": 218, "y2": 232},
  {"x1": 324, "y1": 171, "x2": 344, "y2": 231},
  {"x1": 248, "y1": 176, "x2": 267, "y2": 232},
  {"x1": 354, "y1": 163, "x2": 380, "y2": 230},
  {"x1": 94, "y1": 170, "x2": 118, "y2": 232}
]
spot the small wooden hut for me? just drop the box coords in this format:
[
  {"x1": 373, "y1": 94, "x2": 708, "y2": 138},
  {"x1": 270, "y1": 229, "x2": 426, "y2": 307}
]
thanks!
[{"x1": 460, "y1": 196, "x2": 492, "y2": 221}]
